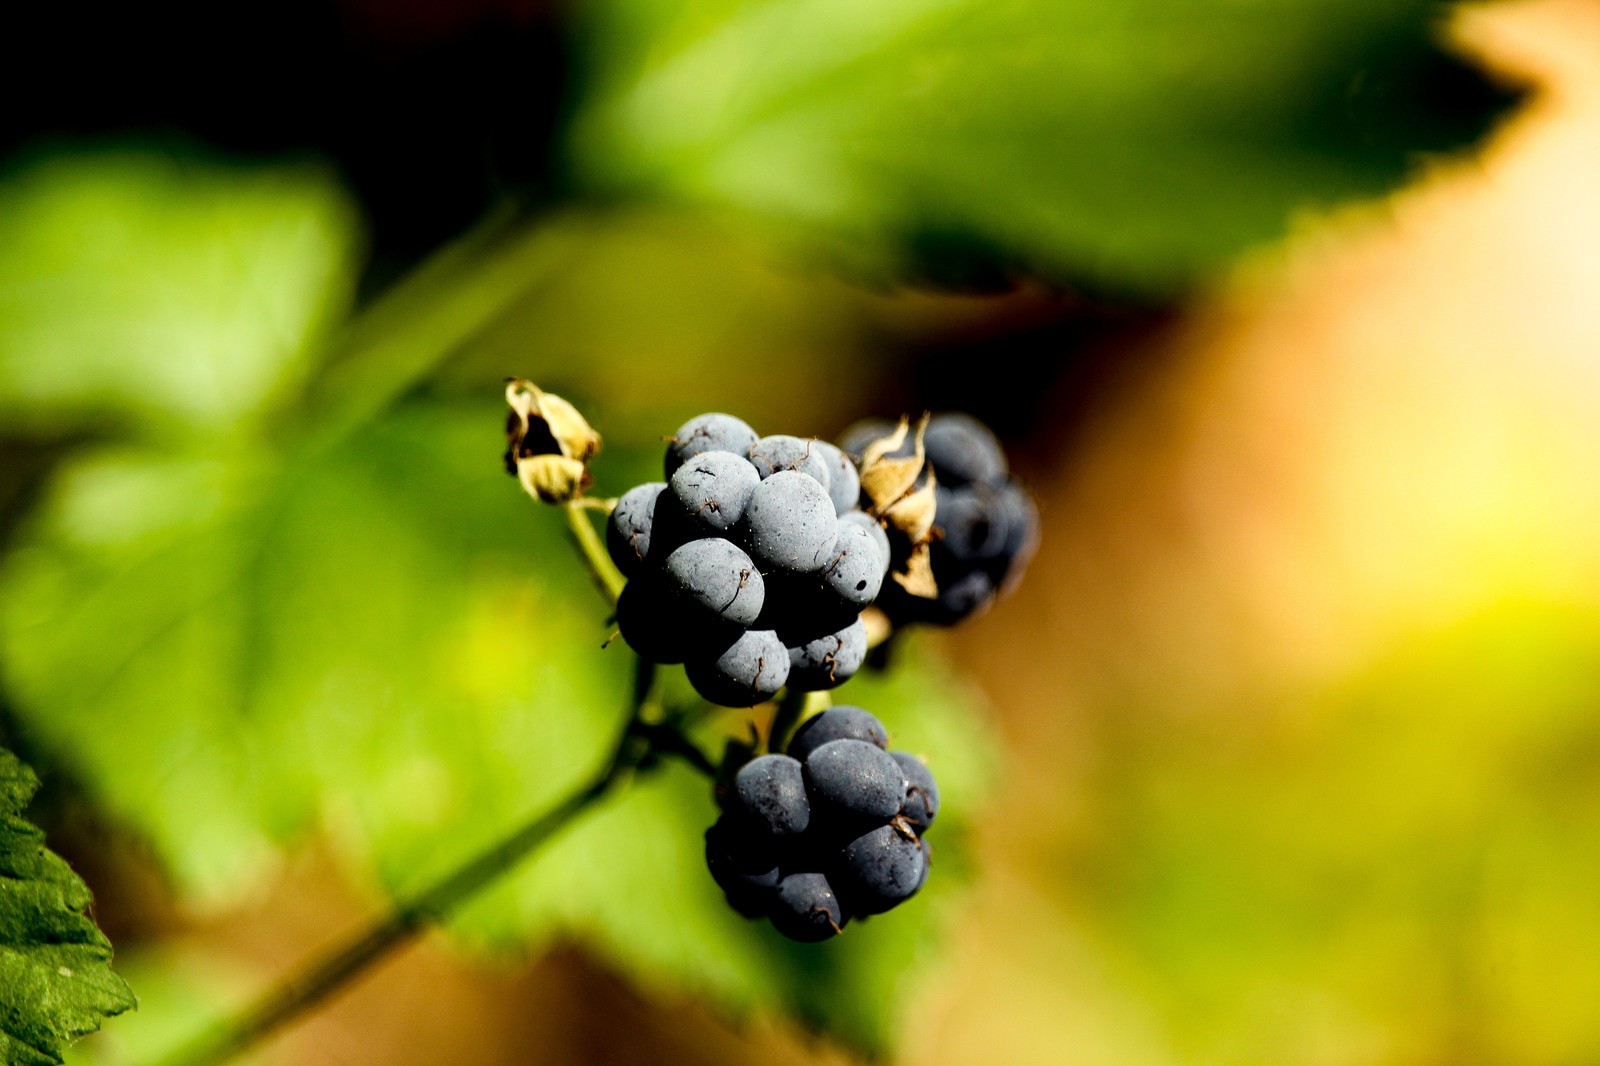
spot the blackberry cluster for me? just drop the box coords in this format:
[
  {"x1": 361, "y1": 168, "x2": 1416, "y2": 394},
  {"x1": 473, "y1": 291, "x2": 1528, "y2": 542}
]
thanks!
[
  {"x1": 842, "y1": 412, "x2": 1038, "y2": 626},
  {"x1": 607, "y1": 413, "x2": 891, "y2": 706},
  {"x1": 705, "y1": 707, "x2": 938, "y2": 942}
]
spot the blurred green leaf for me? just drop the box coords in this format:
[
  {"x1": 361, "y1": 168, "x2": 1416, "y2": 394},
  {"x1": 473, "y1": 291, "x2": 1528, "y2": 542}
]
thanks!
[
  {"x1": 0, "y1": 748, "x2": 135, "y2": 1065},
  {"x1": 424, "y1": 209, "x2": 890, "y2": 431},
  {"x1": 0, "y1": 152, "x2": 359, "y2": 438},
  {"x1": 569, "y1": 0, "x2": 1510, "y2": 290},
  {"x1": 0, "y1": 404, "x2": 611, "y2": 902}
]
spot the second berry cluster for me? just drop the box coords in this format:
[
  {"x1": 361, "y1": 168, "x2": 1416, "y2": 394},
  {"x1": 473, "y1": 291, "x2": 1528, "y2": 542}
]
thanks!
[{"x1": 707, "y1": 707, "x2": 938, "y2": 941}]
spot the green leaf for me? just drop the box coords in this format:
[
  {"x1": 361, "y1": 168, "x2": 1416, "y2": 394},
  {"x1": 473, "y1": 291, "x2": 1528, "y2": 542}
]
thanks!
[
  {"x1": 0, "y1": 150, "x2": 359, "y2": 438},
  {"x1": 0, "y1": 404, "x2": 616, "y2": 903},
  {"x1": 568, "y1": 0, "x2": 1512, "y2": 290},
  {"x1": 0, "y1": 748, "x2": 135, "y2": 1065}
]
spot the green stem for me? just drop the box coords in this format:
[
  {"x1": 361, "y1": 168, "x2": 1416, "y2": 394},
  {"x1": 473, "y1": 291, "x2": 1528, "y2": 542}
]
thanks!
[
  {"x1": 766, "y1": 689, "x2": 802, "y2": 755},
  {"x1": 633, "y1": 649, "x2": 664, "y2": 723},
  {"x1": 637, "y1": 722, "x2": 718, "y2": 778},
  {"x1": 564, "y1": 499, "x2": 626, "y2": 606},
  {"x1": 767, "y1": 689, "x2": 833, "y2": 754},
  {"x1": 150, "y1": 665, "x2": 663, "y2": 1066}
]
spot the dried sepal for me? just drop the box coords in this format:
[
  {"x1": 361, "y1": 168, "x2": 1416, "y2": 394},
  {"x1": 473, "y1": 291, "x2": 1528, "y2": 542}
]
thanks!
[
  {"x1": 857, "y1": 414, "x2": 943, "y2": 600},
  {"x1": 858, "y1": 415, "x2": 928, "y2": 515},
  {"x1": 892, "y1": 542, "x2": 939, "y2": 598},
  {"x1": 504, "y1": 378, "x2": 602, "y2": 504},
  {"x1": 533, "y1": 456, "x2": 589, "y2": 505},
  {"x1": 882, "y1": 469, "x2": 938, "y2": 545}
]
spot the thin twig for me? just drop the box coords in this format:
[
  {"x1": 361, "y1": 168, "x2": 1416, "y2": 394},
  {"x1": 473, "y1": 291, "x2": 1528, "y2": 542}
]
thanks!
[
  {"x1": 766, "y1": 689, "x2": 804, "y2": 755},
  {"x1": 637, "y1": 722, "x2": 718, "y2": 778},
  {"x1": 766, "y1": 689, "x2": 832, "y2": 755},
  {"x1": 150, "y1": 674, "x2": 659, "y2": 1066},
  {"x1": 564, "y1": 499, "x2": 626, "y2": 606}
]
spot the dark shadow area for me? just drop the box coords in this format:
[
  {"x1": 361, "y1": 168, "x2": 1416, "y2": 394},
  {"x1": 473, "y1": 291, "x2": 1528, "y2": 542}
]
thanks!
[{"x1": 1, "y1": 0, "x2": 569, "y2": 294}]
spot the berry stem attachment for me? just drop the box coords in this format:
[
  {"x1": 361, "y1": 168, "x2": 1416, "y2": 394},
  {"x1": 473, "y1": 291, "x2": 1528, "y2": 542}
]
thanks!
[
  {"x1": 767, "y1": 689, "x2": 806, "y2": 755},
  {"x1": 633, "y1": 656, "x2": 665, "y2": 726},
  {"x1": 766, "y1": 689, "x2": 831, "y2": 755},
  {"x1": 635, "y1": 721, "x2": 718, "y2": 779},
  {"x1": 564, "y1": 498, "x2": 626, "y2": 606}
]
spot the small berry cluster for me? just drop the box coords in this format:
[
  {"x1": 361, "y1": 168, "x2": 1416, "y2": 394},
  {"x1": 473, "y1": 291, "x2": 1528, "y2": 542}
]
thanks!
[
  {"x1": 843, "y1": 412, "x2": 1038, "y2": 626},
  {"x1": 606, "y1": 413, "x2": 890, "y2": 706},
  {"x1": 706, "y1": 707, "x2": 938, "y2": 942}
]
